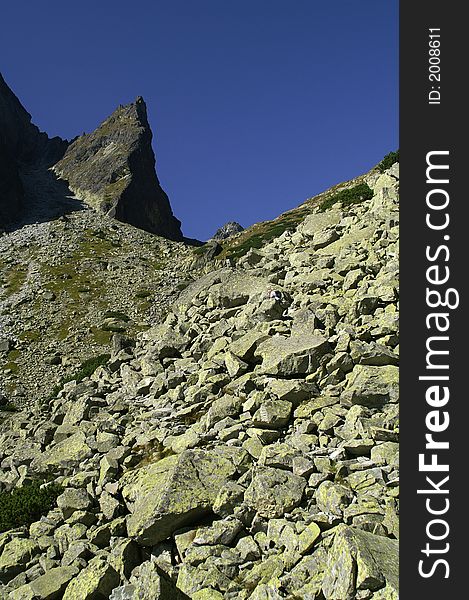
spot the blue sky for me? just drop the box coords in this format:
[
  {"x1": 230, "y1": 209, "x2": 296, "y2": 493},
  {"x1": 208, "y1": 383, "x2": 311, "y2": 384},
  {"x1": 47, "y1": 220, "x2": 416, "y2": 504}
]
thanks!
[{"x1": 1, "y1": 1, "x2": 398, "y2": 240}]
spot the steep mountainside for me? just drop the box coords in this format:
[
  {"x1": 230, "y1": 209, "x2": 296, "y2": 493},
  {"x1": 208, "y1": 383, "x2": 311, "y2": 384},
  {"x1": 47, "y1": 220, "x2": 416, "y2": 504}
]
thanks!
[
  {"x1": 0, "y1": 73, "x2": 67, "y2": 225},
  {"x1": 0, "y1": 159, "x2": 399, "y2": 599}
]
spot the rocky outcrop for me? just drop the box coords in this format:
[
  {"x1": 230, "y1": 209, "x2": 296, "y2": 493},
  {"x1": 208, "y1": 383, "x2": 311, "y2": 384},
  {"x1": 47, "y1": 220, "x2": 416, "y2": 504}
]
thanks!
[
  {"x1": 0, "y1": 72, "x2": 67, "y2": 225},
  {"x1": 54, "y1": 98, "x2": 183, "y2": 240},
  {"x1": 0, "y1": 162, "x2": 399, "y2": 598},
  {"x1": 212, "y1": 222, "x2": 244, "y2": 241}
]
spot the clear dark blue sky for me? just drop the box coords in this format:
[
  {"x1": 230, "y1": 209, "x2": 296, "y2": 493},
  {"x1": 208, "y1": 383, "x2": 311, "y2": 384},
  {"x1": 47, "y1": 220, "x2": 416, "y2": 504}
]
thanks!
[{"x1": 1, "y1": 1, "x2": 398, "y2": 240}]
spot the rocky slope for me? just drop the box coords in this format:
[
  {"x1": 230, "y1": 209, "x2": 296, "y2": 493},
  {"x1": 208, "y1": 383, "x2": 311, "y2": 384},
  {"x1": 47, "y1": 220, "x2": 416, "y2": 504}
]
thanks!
[
  {"x1": 0, "y1": 207, "x2": 193, "y2": 406},
  {"x1": 0, "y1": 162, "x2": 399, "y2": 599},
  {"x1": 54, "y1": 98, "x2": 182, "y2": 240}
]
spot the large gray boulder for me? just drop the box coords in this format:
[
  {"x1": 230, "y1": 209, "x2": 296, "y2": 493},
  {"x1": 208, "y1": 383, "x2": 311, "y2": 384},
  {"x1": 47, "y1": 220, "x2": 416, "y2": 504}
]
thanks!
[
  {"x1": 255, "y1": 332, "x2": 330, "y2": 376},
  {"x1": 322, "y1": 526, "x2": 399, "y2": 599},
  {"x1": 121, "y1": 449, "x2": 240, "y2": 545},
  {"x1": 62, "y1": 556, "x2": 120, "y2": 600}
]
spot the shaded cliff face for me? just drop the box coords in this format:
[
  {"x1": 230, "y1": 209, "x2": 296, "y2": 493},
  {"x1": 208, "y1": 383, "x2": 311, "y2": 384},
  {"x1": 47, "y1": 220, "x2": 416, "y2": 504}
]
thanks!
[
  {"x1": 54, "y1": 98, "x2": 183, "y2": 240},
  {"x1": 0, "y1": 73, "x2": 67, "y2": 225}
]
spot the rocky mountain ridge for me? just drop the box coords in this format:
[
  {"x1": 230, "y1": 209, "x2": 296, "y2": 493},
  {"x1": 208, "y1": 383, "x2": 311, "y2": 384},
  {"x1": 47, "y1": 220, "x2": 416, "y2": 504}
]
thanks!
[
  {"x1": 0, "y1": 73, "x2": 182, "y2": 240},
  {"x1": 0, "y1": 159, "x2": 399, "y2": 599}
]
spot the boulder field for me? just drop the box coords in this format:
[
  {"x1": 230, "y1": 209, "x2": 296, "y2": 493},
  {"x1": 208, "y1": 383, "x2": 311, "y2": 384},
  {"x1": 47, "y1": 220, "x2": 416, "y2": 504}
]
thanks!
[{"x1": 0, "y1": 163, "x2": 399, "y2": 598}]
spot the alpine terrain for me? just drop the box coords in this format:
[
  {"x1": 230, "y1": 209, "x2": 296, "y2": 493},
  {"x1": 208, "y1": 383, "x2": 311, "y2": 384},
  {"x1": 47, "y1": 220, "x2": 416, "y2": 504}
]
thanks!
[{"x1": 0, "y1": 72, "x2": 399, "y2": 600}]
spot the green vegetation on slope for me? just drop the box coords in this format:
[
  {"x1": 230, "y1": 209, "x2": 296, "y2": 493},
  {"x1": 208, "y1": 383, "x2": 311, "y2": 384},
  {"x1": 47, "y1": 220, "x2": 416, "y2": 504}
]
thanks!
[
  {"x1": 378, "y1": 150, "x2": 399, "y2": 173},
  {"x1": 318, "y1": 182, "x2": 373, "y2": 212},
  {"x1": 0, "y1": 482, "x2": 62, "y2": 533}
]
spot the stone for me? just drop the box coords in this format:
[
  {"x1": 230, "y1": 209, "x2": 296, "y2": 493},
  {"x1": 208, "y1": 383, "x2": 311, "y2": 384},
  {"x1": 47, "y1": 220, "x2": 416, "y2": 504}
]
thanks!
[
  {"x1": 266, "y1": 379, "x2": 316, "y2": 405},
  {"x1": 62, "y1": 555, "x2": 120, "y2": 600},
  {"x1": 255, "y1": 333, "x2": 330, "y2": 376},
  {"x1": 205, "y1": 394, "x2": 244, "y2": 429},
  {"x1": 122, "y1": 449, "x2": 238, "y2": 545},
  {"x1": 371, "y1": 442, "x2": 399, "y2": 467},
  {"x1": 120, "y1": 560, "x2": 190, "y2": 599},
  {"x1": 224, "y1": 352, "x2": 249, "y2": 378},
  {"x1": 343, "y1": 365, "x2": 399, "y2": 407},
  {"x1": 244, "y1": 467, "x2": 306, "y2": 518},
  {"x1": 343, "y1": 438, "x2": 375, "y2": 456},
  {"x1": 33, "y1": 431, "x2": 92, "y2": 470},
  {"x1": 252, "y1": 399, "x2": 292, "y2": 429},
  {"x1": 87, "y1": 517, "x2": 126, "y2": 547},
  {"x1": 57, "y1": 488, "x2": 92, "y2": 520},
  {"x1": 99, "y1": 490, "x2": 121, "y2": 520},
  {"x1": 192, "y1": 589, "x2": 224, "y2": 599},
  {"x1": 192, "y1": 518, "x2": 243, "y2": 546},
  {"x1": 0, "y1": 538, "x2": 39, "y2": 581},
  {"x1": 212, "y1": 482, "x2": 245, "y2": 517},
  {"x1": 312, "y1": 228, "x2": 339, "y2": 249},
  {"x1": 98, "y1": 455, "x2": 119, "y2": 486},
  {"x1": 297, "y1": 522, "x2": 321, "y2": 554},
  {"x1": 229, "y1": 330, "x2": 269, "y2": 361},
  {"x1": 29, "y1": 566, "x2": 79, "y2": 599},
  {"x1": 294, "y1": 395, "x2": 338, "y2": 419},
  {"x1": 236, "y1": 536, "x2": 261, "y2": 561},
  {"x1": 322, "y1": 526, "x2": 399, "y2": 599},
  {"x1": 299, "y1": 210, "x2": 342, "y2": 237},
  {"x1": 315, "y1": 481, "x2": 353, "y2": 517},
  {"x1": 109, "y1": 539, "x2": 142, "y2": 579},
  {"x1": 61, "y1": 541, "x2": 91, "y2": 567},
  {"x1": 241, "y1": 556, "x2": 284, "y2": 589}
]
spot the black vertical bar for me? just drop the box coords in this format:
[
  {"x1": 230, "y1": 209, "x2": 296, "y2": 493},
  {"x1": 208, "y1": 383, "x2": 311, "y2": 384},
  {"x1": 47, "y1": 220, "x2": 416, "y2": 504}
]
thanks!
[{"x1": 400, "y1": 2, "x2": 466, "y2": 597}]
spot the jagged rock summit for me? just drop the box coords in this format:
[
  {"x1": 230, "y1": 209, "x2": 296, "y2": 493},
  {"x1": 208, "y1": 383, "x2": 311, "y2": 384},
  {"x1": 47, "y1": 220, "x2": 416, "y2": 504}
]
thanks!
[
  {"x1": 0, "y1": 73, "x2": 182, "y2": 240},
  {"x1": 54, "y1": 97, "x2": 182, "y2": 240},
  {"x1": 212, "y1": 221, "x2": 244, "y2": 241}
]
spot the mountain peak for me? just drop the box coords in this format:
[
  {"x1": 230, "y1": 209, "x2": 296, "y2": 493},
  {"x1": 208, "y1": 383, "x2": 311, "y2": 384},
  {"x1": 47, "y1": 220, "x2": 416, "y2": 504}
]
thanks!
[
  {"x1": 54, "y1": 98, "x2": 182, "y2": 240},
  {"x1": 0, "y1": 73, "x2": 182, "y2": 240}
]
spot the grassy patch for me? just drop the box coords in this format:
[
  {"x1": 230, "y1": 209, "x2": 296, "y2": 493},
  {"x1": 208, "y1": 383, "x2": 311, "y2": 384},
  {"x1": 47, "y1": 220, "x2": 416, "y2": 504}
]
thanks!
[
  {"x1": 103, "y1": 310, "x2": 130, "y2": 322},
  {"x1": 3, "y1": 362, "x2": 19, "y2": 374},
  {"x1": 101, "y1": 325, "x2": 125, "y2": 333},
  {"x1": 18, "y1": 330, "x2": 41, "y2": 342},
  {"x1": 0, "y1": 402, "x2": 18, "y2": 413},
  {"x1": 193, "y1": 245, "x2": 209, "y2": 256},
  {"x1": 89, "y1": 327, "x2": 113, "y2": 345},
  {"x1": 0, "y1": 481, "x2": 62, "y2": 533},
  {"x1": 7, "y1": 349, "x2": 20, "y2": 362},
  {"x1": 318, "y1": 183, "x2": 373, "y2": 212},
  {"x1": 135, "y1": 290, "x2": 152, "y2": 299},
  {"x1": 220, "y1": 210, "x2": 309, "y2": 261},
  {"x1": 4, "y1": 265, "x2": 27, "y2": 296},
  {"x1": 378, "y1": 150, "x2": 399, "y2": 173}
]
